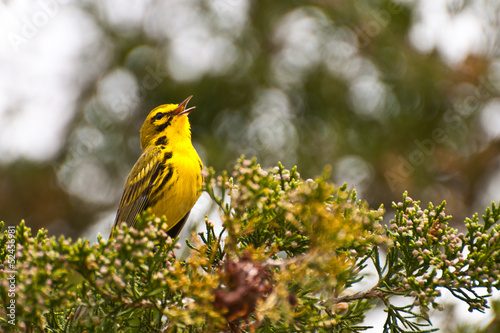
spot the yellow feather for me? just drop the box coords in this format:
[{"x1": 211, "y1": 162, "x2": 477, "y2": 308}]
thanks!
[{"x1": 112, "y1": 96, "x2": 203, "y2": 238}]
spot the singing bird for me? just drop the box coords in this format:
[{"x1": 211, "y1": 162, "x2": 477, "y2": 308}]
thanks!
[
  {"x1": 112, "y1": 95, "x2": 203, "y2": 238},
  {"x1": 72, "y1": 96, "x2": 203, "y2": 324}
]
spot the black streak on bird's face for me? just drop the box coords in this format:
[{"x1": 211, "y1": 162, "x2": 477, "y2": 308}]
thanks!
[
  {"x1": 141, "y1": 97, "x2": 194, "y2": 150},
  {"x1": 152, "y1": 111, "x2": 175, "y2": 133}
]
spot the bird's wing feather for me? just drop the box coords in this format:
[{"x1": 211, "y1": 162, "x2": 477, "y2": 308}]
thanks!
[{"x1": 112, "y1": 147, "x2": 163, "y2": 230}]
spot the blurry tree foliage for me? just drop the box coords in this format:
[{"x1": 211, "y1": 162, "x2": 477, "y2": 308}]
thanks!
[
  {"x1": 0, "y1": 0, "x2": 499, "y2": 238},
  {"x1": 2, "y1": 158, "x2": 500, "y2": 332}
]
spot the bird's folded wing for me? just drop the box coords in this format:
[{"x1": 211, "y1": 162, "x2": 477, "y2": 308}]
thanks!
[{"x1": 112, "y1": 147, "x2": 164, "y2": 231}]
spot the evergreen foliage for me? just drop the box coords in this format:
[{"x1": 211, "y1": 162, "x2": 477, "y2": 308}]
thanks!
[{"x1": 1, "y1": 157, "x2": 499, "y2": 332}]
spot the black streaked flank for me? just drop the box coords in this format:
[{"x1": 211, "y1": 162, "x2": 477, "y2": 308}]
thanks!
[
  {"x1": 155, "y1": 136, "x2": 168, "y2": 146},
  {"x1": 158, "y1": 164, "x2": 174, "y2": 191},
  {"x1": 147, "y1": 166, "x2": 174, "y2": 207},
  {"x1": 149, "y1": 152, "x2": 173, "y2": 191},
  {"x1": 150, "y1": 164, "x2": 165, "y2": 185}
]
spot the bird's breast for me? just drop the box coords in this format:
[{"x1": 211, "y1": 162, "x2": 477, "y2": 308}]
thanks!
[{"x1": 149, "y1": 146, "x2": 202, "y2": 229}]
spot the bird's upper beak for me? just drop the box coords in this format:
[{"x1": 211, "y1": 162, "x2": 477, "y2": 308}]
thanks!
[{"x1": 174, "y1": 95, "x2": 196, "y2": 116}]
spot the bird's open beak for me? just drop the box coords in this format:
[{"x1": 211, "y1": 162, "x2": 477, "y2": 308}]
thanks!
[{"x1": 174, "y1": 95, "x2": 196, "y2": 116}]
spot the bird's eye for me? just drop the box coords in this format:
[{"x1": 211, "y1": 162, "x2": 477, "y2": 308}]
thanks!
[{"x1": 153, "y1": 112, "x2": 164, "y2": 121}]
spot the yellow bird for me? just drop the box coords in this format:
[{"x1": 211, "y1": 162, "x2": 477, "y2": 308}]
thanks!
[
  {"x1": 112, "y1": 95, "x2": 203, "y2": 238},
  {"x1": 72, "y1": 96, "x2": 203, "y2": 324}
]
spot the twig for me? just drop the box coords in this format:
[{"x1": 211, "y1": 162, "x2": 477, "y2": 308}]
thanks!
[{"x1": 331, "y1": 285, "x2": 406, "y2": 304}]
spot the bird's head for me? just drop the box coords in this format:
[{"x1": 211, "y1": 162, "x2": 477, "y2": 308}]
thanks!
[{"x1": 140, "y1": 96, "x2": 196, "y2": 150}]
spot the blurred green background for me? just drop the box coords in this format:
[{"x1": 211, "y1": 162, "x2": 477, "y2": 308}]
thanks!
[{"x1": 1, "y1": 0, "x2": 499, "y2": 241}]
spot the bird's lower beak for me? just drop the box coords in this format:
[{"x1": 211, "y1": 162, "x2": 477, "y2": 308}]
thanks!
[{"x1": 174, "y1": 95, "x2": 196, "y2": 116}]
